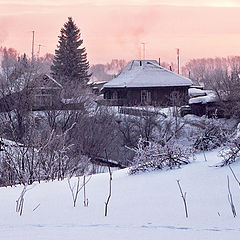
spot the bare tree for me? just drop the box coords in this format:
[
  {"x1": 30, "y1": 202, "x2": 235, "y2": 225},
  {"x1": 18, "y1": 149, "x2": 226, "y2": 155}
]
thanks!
[
  {"x1": 69, "y1": 106, "x2": 119, "y2": 169},
  {"x1": 0, "y1": 48, "x2": 53, "y2": 142}
]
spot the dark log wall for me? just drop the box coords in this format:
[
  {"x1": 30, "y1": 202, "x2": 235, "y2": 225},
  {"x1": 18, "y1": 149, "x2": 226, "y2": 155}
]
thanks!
[{"x1": 103, "y1": 86, "x2": 189, "y2": 106}]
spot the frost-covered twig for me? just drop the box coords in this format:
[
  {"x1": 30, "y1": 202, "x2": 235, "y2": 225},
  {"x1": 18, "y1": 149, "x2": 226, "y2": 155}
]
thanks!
[
  {"x1": 83, "y1": 176, "x2": 89, "y2": 207},
  {"x1": 32, "y1": 203, "x2": 40, "y2": 212},
  {"x1": 68, "y1": 175, "x2": 92, "y2": 207},
  {"x1": 16, "y1": 184, "x2": 35, "y2": 216},
  {"x1": 227, "y1": 175, "x2": 237, "y2": 217},
  {"x1": 176, "y1": 179, "x2": 188, "y2": 218},
  {"x1": 229, "y1": 165, "x2": 240, "y2": 186},
  {"x1": 104, "y1": 150, "x2": 112, "y2": 216}
]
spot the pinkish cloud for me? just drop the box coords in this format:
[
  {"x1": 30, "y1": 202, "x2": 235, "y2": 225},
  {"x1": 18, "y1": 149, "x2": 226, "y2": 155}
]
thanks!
[{"x1": 0, "y1": 3, "x2": 240, "y2": 64}]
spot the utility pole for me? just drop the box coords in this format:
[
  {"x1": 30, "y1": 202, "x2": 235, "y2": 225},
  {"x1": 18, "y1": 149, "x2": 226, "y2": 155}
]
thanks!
[
  {"x1": 141, "y1": 42, "x2": 146, "y2": 60},
  {"x1": 177, "y1": 48, "x2": 180, "y2": 74},
  {"x1": 37, "y1": 44, "x2": 46, "y2": 57},
  {"x1": 32, "y1": 30, "x2": 35, "y2": 62}
]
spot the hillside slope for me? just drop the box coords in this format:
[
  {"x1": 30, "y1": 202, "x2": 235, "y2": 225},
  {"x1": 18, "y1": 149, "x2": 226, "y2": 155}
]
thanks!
[{"x1": 0, "y1": 150, "x2": 240, "y2": 240}]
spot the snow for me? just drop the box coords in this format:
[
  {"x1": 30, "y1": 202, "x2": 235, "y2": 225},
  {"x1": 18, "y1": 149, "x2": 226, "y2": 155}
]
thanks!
[
  {"x1": 102, "y1": 60, "x2": 192, "y2": 89},
  {"x1": 88, "y1": 80, "x2": 108, "y2": 85},
  {"x1": 0, "y1": 149, "x2": 240, "y2": 239},
  {"x1": 108, "y1": 106, "x2": 178, "y2": 118},
  {"x1": 45, "y1": 74, "x2": 63, "y2": 88},
  {"x1": 188, "y1": 88, "x2": 206, "y2": 97},
  {"x1": 92, "y1": 81, "x2": 108, "y2": 85},
  {"x1": 189, "y1": 91, "x2": 217, "y2": 104}
]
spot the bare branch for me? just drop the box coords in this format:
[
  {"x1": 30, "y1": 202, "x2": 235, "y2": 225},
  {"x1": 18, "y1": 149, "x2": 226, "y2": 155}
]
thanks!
[
  {"x1": 227, "y1": 175, "x2": 237, "y2": 217},
  {"x1": 68, "y1": 175, "x2": 92, "y2": 207},
  {"x1": 104, "y1": 150, "x2": 112, "y2": 217},
  {"x1": 16, "y1": 184, "x2": 35, "y2": 216},
  {"x1": 176, "y1": 179, "x2": 188, "y2": 218},
  {"x1": 229, "y1": 165, "x2": 240, "y2": 186}
]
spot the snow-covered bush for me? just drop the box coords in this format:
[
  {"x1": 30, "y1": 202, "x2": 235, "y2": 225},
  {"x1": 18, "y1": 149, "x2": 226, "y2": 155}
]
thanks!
[
  {"x1": 213, "y1": 123, "x2": 240, "y2": 166},
  {"x1": 219, "y1": 125, "x2": 240, "y2": 166},
  {"x1": 193, "y1": 118, "x2": 228, "y2": 151},
  {"x1": 219, "y1": 140, "x2": 240, "y2": 166},
  {"x1": 129, "y1": 138, "x2": 194, "y2": 174}
]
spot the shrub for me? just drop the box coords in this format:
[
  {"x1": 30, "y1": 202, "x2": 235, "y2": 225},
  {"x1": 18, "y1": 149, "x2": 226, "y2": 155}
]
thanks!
[
  {"x1": 219, "y1": 136, "x2": 240, "y2": 166},
  {"x1": 129, "y1": 138, "x2": 194, "y2": 174},
  {"x1": 193, "y1": 118, "x2": 228, "y2": 151}
]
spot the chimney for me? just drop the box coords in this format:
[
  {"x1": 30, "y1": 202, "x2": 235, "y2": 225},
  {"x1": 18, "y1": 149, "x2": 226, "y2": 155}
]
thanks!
[
  {"x1": 169, "y1": 66, "x2": 172, "y2": 71},
  {"x1": 158, "y1": 58, "x2": 161, "y2": 66}
]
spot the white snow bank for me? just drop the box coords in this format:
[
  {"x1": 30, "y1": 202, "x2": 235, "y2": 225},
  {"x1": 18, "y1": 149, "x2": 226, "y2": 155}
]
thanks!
[{"x1": 0, "y1": 150, "x2": 240, "y2": 239}]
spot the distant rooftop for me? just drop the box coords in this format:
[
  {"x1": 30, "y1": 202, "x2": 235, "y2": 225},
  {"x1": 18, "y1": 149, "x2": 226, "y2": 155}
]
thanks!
[{"x1": 102, "y1": 60, "x2": 192, "y2": 89}]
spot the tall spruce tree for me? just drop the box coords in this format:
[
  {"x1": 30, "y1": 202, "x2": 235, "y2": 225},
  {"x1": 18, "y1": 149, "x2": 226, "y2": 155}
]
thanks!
[{"x1": 51, "y1": 17, "x2": 90, "y2": 88}]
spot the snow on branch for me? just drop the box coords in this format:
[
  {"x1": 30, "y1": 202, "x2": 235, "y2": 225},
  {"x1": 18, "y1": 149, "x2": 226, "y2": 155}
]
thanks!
[{"x1": 129, "y1": 137, "x2": 194, "y2": 174}]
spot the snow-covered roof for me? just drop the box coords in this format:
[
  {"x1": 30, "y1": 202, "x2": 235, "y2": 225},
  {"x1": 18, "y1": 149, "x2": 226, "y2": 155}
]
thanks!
[
  {"x1": 28, "y1": 74, "x2": 63, "y2": 89},
  {"x1": 44, "y1": 74, "x2": 63, "y2": 88},
  {"x1": 88, "y1": 80, "x2": 108, "y2": 85},
  {"x1": 102, "y1": 60, "x2": 192, "y2": 89},
  {"x1": 189, "y1": 90, "x2": 217, "y2": 104},
  {"x1": 188, "y1": 88, "x2": 207, "y2": 97}
]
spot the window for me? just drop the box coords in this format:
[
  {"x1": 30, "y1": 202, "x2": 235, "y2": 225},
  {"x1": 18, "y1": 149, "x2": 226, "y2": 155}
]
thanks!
[
  {"x1": 112, "y1": 91, "x2": 118, "y2": 99},
  {"x1": 141, "y1": 90, "x2": 151, "y2": 104}
]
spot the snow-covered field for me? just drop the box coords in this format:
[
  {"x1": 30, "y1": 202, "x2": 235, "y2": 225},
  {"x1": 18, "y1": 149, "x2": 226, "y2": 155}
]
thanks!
[{"x1": 0, "y1": 149, "x2": 240, "y2": 240}]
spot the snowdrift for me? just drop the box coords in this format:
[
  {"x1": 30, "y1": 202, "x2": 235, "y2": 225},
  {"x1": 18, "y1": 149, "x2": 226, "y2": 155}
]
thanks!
[{"x1": 0, "y1": 149, "x2": 240, "y2": 240}]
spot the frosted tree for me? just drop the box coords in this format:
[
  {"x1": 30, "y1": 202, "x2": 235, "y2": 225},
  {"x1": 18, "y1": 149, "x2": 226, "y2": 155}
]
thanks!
[
  {"x1": 129, "y1": 138, "x2": 193, "y2": 174},
  {"x1": 51, "y1": 17, "x2": 90, "y2": 89}
]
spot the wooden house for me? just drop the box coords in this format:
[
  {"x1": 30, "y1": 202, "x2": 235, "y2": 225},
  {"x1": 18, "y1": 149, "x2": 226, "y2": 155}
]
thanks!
[
  {"x1": 101, "y1": 60, "x2": 192, "y2": 106},
  {"x1": 29, "y1": 74, "x2": 63, "y2": 110},
  {"x1": 0, "y1": 74, "x2": 63, "y2": 112}
]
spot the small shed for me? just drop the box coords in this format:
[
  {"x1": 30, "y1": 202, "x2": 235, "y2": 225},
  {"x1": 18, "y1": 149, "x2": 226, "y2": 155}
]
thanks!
[
  {"x1": 188, "y1": 90, "x2": 228, "y2": 117},
  {"x1": 101, "y1": 60, "x2": 192, "y2": 106}
]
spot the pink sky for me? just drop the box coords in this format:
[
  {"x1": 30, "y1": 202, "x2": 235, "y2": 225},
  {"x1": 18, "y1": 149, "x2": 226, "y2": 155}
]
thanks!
[{"x1": 0, "y1": 0, "x2": 240, "y2": 65}]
